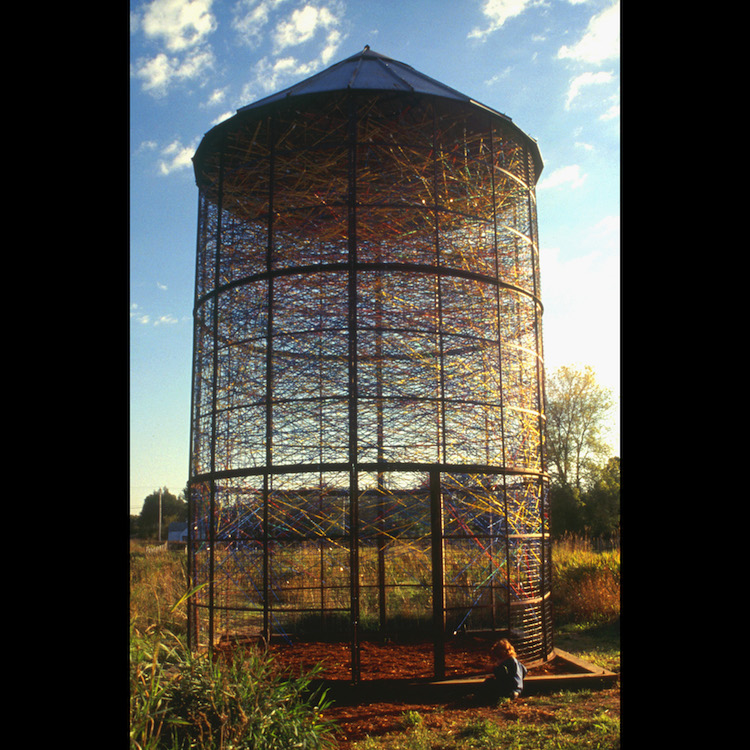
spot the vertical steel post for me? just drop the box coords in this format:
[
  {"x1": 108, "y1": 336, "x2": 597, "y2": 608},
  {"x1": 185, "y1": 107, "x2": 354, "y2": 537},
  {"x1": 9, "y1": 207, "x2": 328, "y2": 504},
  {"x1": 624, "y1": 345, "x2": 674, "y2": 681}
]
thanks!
[
  {"x1": 490, "y1": 120, "x2": 513, "y2": 637},
  {"x1": 432, "y1": 105, "x2": 447, "y2": 468},
  {"x1": 430, "y1": 467, "x2": 445, "y2": 679},
  {"x1": 524, "y1": 147, "x2": 551, "y2": 659},
  {"x1": 375, "y1": 262, "x2": 387, "y2": 632},
  {"x1": 346, "y1": 95, "x2": 361, "y2": 684},
  {"x1": 208, "y1": 137, "x2": 225, "y2": 653},
  {"x1": 263, "y1": 114, "x2": 277, "y2": 641},
  {"x1": 186, "y1": 191, "x2": 205, "y2": 652}
]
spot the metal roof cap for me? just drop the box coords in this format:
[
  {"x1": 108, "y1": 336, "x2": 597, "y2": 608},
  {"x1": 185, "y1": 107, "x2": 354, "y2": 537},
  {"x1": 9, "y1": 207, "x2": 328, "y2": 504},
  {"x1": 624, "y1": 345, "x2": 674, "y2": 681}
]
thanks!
[{"x1": 237, "y1": 46, "x2": 475, "y2": 112}]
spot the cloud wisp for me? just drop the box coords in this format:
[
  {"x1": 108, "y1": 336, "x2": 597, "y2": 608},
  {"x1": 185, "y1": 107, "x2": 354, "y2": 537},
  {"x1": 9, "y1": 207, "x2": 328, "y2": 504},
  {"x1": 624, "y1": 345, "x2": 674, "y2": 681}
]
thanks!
[
  {"x1": 237, "y1": 1, "x2": 348, "y2": 94},
  {"x1": 468, "y1": 0, "x2": 543, "y2": 42},
  {"x1": 131, "y1": 0, "x2": 217, "y2": 97},
  {"x1": 557, "y1": 1, "x2": 620, "y2": 65},
  {"x1": 537, "y1": 164, "x2": 587, "y2": 191}
]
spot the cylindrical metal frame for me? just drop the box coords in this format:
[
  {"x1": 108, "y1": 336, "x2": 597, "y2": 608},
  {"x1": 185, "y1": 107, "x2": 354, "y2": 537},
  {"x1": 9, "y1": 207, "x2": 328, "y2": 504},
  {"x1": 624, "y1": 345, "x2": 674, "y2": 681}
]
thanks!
[{"x1": 188, "y1": 88, "x2": 552, "y2": 681}]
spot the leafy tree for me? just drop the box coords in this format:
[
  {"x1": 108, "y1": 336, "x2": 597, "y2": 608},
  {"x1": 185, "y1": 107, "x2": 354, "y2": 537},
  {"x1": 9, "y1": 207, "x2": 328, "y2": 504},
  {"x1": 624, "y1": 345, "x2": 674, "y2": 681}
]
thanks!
[
  {"x1": 582, "y1": 456, "x2": 620, "y2": 539},
  {"x1": 545, "y1": 364, "x2": 615, "y2": 494},
  {"x1": 138, "y1": 487, "x2": 187, "y2": 539},
  {"x1": 549, "y1": 484, "x2": 585, "y2": 537}
]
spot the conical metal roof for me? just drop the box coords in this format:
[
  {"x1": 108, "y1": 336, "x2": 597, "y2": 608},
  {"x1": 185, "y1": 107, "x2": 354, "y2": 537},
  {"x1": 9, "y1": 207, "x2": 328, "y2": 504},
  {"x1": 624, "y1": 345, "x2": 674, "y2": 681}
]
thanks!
[
  {"x1": 195, "y1": 47, "x2": 542, "y2": 180},
  {"x1": 238, "y1": 46, "x2": 479, "y2": 113}
]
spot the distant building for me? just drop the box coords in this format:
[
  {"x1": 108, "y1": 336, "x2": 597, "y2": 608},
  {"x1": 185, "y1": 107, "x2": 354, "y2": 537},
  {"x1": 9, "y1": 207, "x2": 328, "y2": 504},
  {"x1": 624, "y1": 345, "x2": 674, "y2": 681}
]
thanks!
[{"x1": 167, "y1": 522, "x2": 188, "y2": 548}]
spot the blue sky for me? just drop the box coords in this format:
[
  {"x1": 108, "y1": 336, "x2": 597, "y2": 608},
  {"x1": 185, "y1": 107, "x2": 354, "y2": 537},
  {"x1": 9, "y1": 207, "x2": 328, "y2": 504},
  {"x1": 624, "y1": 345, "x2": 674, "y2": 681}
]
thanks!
[{"x1": 129, "y1": 0, "x2": 620, "y2": 514}]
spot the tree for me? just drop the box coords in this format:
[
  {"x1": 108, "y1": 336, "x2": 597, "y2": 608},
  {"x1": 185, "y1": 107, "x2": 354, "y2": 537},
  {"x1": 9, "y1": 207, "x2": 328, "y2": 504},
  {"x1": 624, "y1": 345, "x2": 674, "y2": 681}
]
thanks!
[
  {"x1": 138, "y1": 487, "x2": 187, "y2": 539},
  {"x1": 549, "y1": 483, "x2": 585, "y2": 538},
  {"x1": 582, "y1": 456, "x2": 620, "y2": 539},
  {"x1": 545, "y1": 364, "x2": 614, "y2": 494}
]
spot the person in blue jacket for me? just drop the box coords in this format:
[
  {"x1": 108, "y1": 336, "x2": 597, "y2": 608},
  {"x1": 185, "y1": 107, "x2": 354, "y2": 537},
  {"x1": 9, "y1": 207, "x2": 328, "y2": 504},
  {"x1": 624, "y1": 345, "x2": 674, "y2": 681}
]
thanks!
[{"x1": 487, "y1": 638, "x2": 527, "y2": 699}]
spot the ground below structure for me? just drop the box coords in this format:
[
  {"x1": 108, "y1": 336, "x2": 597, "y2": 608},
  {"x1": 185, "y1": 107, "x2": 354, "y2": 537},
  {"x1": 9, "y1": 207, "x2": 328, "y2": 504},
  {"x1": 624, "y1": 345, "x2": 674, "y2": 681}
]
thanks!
[{"x1": 215, "y1": 632, "x2": 617, "y2": 699}]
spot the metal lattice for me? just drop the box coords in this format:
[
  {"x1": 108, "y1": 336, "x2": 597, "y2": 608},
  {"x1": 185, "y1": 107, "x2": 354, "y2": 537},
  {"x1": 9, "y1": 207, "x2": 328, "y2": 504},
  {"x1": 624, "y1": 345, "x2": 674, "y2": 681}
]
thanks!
[{"x1": 187, "y1": 50, "x2": 552, "y2": 681}]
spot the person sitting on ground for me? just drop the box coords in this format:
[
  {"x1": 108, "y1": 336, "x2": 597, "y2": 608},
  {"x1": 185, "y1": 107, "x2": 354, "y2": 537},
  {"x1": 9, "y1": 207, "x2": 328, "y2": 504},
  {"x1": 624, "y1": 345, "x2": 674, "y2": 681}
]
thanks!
[{"x1": 485, "y1": 638, "x2": 527, "y2": 700}]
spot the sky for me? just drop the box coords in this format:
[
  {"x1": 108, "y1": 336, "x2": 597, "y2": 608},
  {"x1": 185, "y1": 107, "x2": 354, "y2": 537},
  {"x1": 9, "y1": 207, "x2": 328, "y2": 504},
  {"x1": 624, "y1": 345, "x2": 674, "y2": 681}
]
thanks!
[{"x1": 129, "y1": 0, "x2": 620, "y2": 515}]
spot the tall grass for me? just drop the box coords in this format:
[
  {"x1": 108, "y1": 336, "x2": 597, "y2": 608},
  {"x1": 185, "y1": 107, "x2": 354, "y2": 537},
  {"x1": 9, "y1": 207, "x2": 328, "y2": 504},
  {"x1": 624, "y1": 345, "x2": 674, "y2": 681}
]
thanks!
[
  {"x1": 130, "y1": 544, "x2": 337, "y2": 749},
  {"x1": 551, "y1": 534, "x2": 620, "y2": 625},
  {"x1": 131, "y1": 542, "x2": 190, "y2": 636},
  {"x1": 130, "y1": 625, "x2": 337, "y2": 750}
]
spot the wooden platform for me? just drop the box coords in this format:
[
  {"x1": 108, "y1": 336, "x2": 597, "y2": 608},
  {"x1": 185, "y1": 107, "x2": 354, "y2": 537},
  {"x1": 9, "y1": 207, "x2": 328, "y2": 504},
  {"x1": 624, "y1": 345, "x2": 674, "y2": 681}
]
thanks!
[
  {"x1": 426, "y1": 648, "x2": 618, "y2": 696},
  {"x1": 319, "y1": 648, "x2": 618, "y2": 704}
]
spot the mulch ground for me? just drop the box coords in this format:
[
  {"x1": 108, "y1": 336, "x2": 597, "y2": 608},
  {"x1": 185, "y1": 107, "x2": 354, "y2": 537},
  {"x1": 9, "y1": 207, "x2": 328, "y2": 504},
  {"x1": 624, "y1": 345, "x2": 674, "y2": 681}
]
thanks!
[
  {"x1": 265, "y1": 635, "x2": 576, "y2": 681},
  {"x1": 216, "y1": 635, "x2": 616, "y2": 749}
]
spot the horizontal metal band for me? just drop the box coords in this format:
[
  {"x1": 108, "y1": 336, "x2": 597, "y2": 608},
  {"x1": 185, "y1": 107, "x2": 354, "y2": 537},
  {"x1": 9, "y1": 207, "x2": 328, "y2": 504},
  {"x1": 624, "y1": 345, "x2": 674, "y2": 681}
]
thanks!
[
  {"x1": 194, "y1": 260, "x2": 543, "y2": 313},
  {"x1": 190, "y1": 461, "x2": 548, "y2": 484}
]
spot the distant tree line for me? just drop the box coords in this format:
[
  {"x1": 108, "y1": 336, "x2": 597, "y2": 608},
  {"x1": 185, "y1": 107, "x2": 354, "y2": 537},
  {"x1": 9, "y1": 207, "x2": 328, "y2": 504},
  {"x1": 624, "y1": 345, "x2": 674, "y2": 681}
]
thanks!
[
  {"x1": 130, "y1": 486, "x2": 187, "y2": 540},
  {"x1": 545, "y1": 365, "x2": 620, "y2": 541}
]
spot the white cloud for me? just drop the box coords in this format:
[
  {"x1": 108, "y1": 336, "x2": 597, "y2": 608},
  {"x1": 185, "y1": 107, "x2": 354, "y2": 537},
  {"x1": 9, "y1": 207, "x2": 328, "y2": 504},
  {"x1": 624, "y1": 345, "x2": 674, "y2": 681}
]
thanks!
[
  {"x1": 132, "y1": 52, "x2": 175, "y2": 95},
  {"x1": 565, "y1": 70, "x2": 614, "y2": 109},
  {"x1": 273, "y1": 3, "x2": 341, "y2": 53},
  {"x1": 158, "y1": 138, "x2": 199, "y2": 175},
  {"x1": 468, "y1": 0, "x2": 543, "y2": 41},
  {"x1": 557, "y1": 1, "x2": 620, "y2": 64},
  {"x1": 139, "y1": 0, "x2": 217, "y2": 52},
  {"x1": 132, "y1": 47, "x2": 214, "y2": 97},
  {"x1": 254, "y1": 55, "x2": 310, "y2": 92},
  {"x1": 130, "y1": 304, "x2": 151, "y2": 325},
  {"x1": 211, "y1": 110, "x2": 235, "y2": 126},
  {"x1": 237, "y1": 81, "x2": 258, "y2": 107},
  {"x1": 177, "y1": 46, "x2": 214, "y2": 79},
  {"x1": 253, "y1": 32, "x2": 345, "y2": 92},
  {"x1": 232, "y1": 0, "x2": 290, "y2": 46},
  {"x1": 274, "y1": 4, "x2": 333, "y2": 49},
  {"x1": 236, "y1": 2, "x2": 346, "y2": 95},
  {"x1": 319, "y1": 27, "x2": 342, "y2": 65},
  {"x1": 136, "y1": 140, "x2": 158, "y2": 154},
  {"x1": 600, "y1": 101, "x2": 619, "y2": 121},
  {"x1": 205, "y1": 87, "x2": 227, "y2": 106},
  {"x1": 537, "y1": 164, "x2": 587, "y2": 191},
  {"x1": 130, "y1": 302, "x2": 181, "y2": 327},
  {"x1": 131, "y1": 1, "x2": 216, "y2": 96},
  {"x1": 233, "y1": 0, "x2": 344, "y2": 56},
  {"x1": 484, "y1": 66, "x2": 513, "y2": 86}
]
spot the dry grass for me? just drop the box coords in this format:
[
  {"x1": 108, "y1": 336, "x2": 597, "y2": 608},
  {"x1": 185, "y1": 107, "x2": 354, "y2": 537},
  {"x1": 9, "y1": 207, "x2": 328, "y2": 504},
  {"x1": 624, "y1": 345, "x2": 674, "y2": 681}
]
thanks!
[
  {"x1": 130, "y1": 535, "x2": 621, "y2": 633},
  {"x1": 551, "y1": 534, "x2": 620, "y2": 624},
  {"x1": 130, "y1": 540, "x2": 189, "y2": 635}
]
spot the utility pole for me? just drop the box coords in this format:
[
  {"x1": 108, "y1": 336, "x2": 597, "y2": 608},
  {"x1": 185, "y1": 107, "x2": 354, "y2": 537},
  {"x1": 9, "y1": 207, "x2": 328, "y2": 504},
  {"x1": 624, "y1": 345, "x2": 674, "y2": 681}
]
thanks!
[{"x1": 158, "y1": 488, "x2": 163, "y2": 542}]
